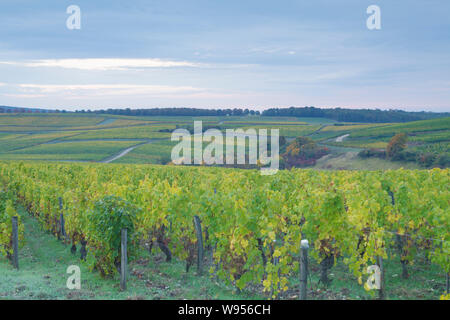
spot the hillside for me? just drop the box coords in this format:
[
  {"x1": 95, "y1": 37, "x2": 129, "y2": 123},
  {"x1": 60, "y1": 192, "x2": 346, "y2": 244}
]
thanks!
[
  {"x1": 0, "y1": 113, "x2": 448, "y2": 169},
  {"x1": 0, "y1": 162, "x2": 448, "y2": 300}
]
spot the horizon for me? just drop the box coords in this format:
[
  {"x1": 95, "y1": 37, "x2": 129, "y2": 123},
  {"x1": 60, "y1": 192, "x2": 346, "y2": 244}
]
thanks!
[
  {"x1": 1, "y1": 104, "x2": 450, "y2": 115},
  {"x1": 0, "y1": 1, "x2": 449, "y2": 112}
]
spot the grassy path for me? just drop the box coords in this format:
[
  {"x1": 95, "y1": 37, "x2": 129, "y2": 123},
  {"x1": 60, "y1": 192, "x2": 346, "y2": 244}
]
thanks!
[
  {"x1": 100, "y1": 142, "x2": 148, "y2": 163},
  {"x1": 0, "y1": 206, "x2": 258, "y2": 300},
  {"x1": 0, "y1": 206, "x2": 445, "y2": 300}
]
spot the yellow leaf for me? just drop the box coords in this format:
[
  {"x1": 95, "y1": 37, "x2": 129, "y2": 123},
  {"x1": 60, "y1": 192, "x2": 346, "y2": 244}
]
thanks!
[
  {"x1": 273, "y1": 249, "x2": 281, "y2": 257},
  {"x1": 268, "y1": 231, "x2": 276, "y2": 241}
]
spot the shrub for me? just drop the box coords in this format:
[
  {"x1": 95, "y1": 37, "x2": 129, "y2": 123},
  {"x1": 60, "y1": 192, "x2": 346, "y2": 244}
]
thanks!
[
  {"x1": 282, "y1": 136, "x2": 329, "y2": 168},
  {"x1": 387, "y1": 133, "x2": 407, "y2": 158},
  {"x1": 416, "y1": 152, "x2": 436, "y2": 167},
  {"x1": 0, "y1": 195, "x2": 25, "y2": 259},
  {"x1": 358, "y1": 149, "x2": 386, "y2": 159},
  {"x1": 434, "y1": 153, "x2": 450, "y2": 168},
  {"x1": 279, "y1": 135, "x2": 287, "y2": 146},
  {"x1": 398, "y1": 150, "x2": 419, "y2": 162},
  {"x1": 85, "y1": 195, "x2": 141, "y2": 277},
  {"x1": 391, "y1": 150, "x2": 419, "y2": 161}
]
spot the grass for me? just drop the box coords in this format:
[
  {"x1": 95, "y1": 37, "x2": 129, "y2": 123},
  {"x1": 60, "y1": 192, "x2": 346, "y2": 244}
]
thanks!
[
  {"x1": 409, "y1": 130, "x2": 450, "y2": 143},
  {"x1": 309, "y1": 131, "x2": 346, "y2": 141},
  {"x1": 295, "y1": 117, "x2": 337, "y2": 124},
  {"x1": 0, "y1": 115, "x2": 104, "y2": 127},
  {"x1": 350, "y1": 117, "x2": 450, "y2": 138},
  {"x1": 412, "y1": 142, "x2": 450, "y2": 154},
  {"x1": 59, "y1": 125, "x2": 173, "y2": 140},
  {"x1": 0, "y1": 206, "x2": 260, "y2": 300},
  {"x1": 113, "y1": 140, "x2": 176, "y2": 164},
  {"x1": 0, "y1": 154, "x2": 99, "y2": 161},
  {"x1": 69, "y1": 119, "x2": 154, "y2": 130},
  {"x1": 0, "y1": 113, "x2": 447, "y2": 169},
  {"x1": 328, "y1": 139, "x2": 389, "y2": 149},
  {"x1": 314, "y1": 152, "x2": 421, "y2": 170},
  {"x1": 0, "y1": 141, "x2": 141, "y2": 162},
  {"x1": 216, "y1": 124, "x2": 322, "y2": 138},
  {"x1": 294, "y1": 253, "x2": 446, "y2": 300},
  {"x1": 0, "y1": 132, "x2": 80, "y2": 152},
  {"x1": 321, "y1": 123, "x2": 388, "y2": 132},
  {"x1": 0, "y1": 126, "x2": 81, "y2": 132},
  {"x1": 1, "y1": 205, "x2": 445, "y2": 300},
  {"x1": 0, "y1": 133, "x2": 17, "y2": 139}
]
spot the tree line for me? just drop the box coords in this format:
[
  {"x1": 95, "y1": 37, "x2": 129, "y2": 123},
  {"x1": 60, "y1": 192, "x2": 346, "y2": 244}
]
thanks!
[
  {"x1": 82, "y1": 106, "x2": 448, "y2": 123},
  {"x1": 2, "y1": 105, "x2": 447, "y2": 124},
  {"x1": 81, "y1": 108, "x2": 261, "y2": 117},
  {"x1": 262, "y1": 107, "x2": 448, "y2": 123}
]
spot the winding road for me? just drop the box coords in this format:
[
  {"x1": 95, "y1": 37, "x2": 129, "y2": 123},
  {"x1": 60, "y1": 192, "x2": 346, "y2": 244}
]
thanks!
[
  {"x1": 99, "y1": 142, "x2": 148, "y2": 163},
  {"x1": 335, "y1": 134, "x2": 350, "y2": 142}
]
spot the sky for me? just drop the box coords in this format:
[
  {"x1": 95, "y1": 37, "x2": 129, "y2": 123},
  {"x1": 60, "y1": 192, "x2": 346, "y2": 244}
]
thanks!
[{"x1": 0, "y1": 0, "x2": 449, "y2": 112}]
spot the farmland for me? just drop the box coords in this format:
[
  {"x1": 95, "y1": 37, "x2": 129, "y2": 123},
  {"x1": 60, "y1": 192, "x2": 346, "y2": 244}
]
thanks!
[
  {"x1": 0, "y1": 112, "x2": 448, "y2": 301},
  {"x1": 0, "y1": 113, "x2": 447, "y2": 169},
  {"x1": 0, "y1": 162, "x2": 448, "y2": 300}
]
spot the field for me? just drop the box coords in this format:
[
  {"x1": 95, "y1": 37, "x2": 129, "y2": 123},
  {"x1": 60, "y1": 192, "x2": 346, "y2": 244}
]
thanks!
[
  {"x1": 2, "y1": 0, "x2": 450, "y2": 307},
  {"x1": 1, "y1": 203, "x2": 445, "y2": 300},
  {"x1": 0, "y1": 162, "x2": 448, "y2": 300},
  {"x1": 0, "y1": 114, "x2": 448, "y2": 168},
  {"x1": 0, "y1": 205, "x2": 252, "y2": 300},
  {"x1": 0, "y1": 113, "x2": 448, "y2": 300},
  {"x1": 314, "y1": 152, "x2": 422, "y2": 170},
  {"x1": 4, "y1": 141, "x2": 141, "y2": 162}
]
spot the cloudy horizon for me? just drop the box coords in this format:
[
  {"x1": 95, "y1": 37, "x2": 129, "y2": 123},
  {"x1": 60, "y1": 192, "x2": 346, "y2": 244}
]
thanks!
[{"x1": 0, "y1": 1, "x2": 449, "y2": 112}]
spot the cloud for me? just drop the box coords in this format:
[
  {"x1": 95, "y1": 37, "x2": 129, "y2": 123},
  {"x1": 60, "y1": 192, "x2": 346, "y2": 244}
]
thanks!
[
  {"x1": 247, "y1": 47, "x2": 297, "y2": 56},
  {"x1": 15, "y1": 83, "x2": 205, "y2": 98},
  {"x1": 248, "y1": 47, "x2": 282, "y2": 54},
  {"x1": 3, "y1": 93, "x2": 47, "y2": 98},
  {"x1": 2, "y1": 83, "x2": 245, "y2": 104},
  {"x1": 0, "y1": 58, "x2": 203, "y2": 71}
]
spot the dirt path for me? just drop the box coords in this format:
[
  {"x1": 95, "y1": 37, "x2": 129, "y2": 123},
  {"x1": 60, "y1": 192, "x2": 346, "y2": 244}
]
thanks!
[
  {"x1": 335, "y1": 134, "x2": 349, "y2": 142},
  {"x1": 306, "y1": 125, "x2": 327, "y2": 136},
  {"x1": 96, "y1": 118, "x2": 116, "y2": 126},
  {"x1": 99, "y1": 142, "x2": 147, "y2": 163}
]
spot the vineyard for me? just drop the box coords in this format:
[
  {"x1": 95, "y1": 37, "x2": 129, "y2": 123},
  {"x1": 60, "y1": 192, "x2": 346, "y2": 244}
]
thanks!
[{"x1": 0, "y1": 161, "x2": 449, "y2": 299}]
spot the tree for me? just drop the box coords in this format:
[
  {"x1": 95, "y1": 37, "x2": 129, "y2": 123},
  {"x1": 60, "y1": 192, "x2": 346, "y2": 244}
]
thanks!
[
  {"x1": 387, "y1": 133, "x2": 407, "y2": 158},
  {"x1": 282, "y1": 136, "x2": 329, "y2": 168}
]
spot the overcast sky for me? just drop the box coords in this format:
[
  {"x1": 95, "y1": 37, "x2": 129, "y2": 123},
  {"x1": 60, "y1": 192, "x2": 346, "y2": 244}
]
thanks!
[{"x1": 0, "y1": 0, "x2": 449, "y2": 112}]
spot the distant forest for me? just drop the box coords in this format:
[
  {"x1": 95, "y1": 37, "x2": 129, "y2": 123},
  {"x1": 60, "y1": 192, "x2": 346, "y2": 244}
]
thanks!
[
  {"x1": 90, "y1": 107, "x2": 261, "y2": 117},
  {"x1": 86, "y1": 106, "x2": 448, "y2": 123},
  {"x1": 262, "y1": 107, "x2": 449, "y2": 123}
]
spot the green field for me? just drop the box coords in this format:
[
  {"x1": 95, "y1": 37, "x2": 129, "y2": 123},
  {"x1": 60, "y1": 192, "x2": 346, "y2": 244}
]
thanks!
[
  {"x1": 0, "y1": 113, "x2": 448, "y2": 169},
  {"x1": 1, "y1": 203, "x2": 445, "y2": 300},
  {"x1": 0, "y1": 163, "x2": 447, "y2": 300},
  {"x1": 0, "y1": 205, "x2": 254, "y2": 300},
  {"x1": 349, "y1": 117, "x2": 450, "y2": 138},
  {"x1": 4, "y1": 141, "x2": 141, "y2": 162}
]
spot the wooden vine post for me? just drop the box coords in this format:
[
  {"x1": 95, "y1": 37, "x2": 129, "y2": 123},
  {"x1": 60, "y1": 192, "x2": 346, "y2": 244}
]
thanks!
[
  {"x1": 11, "y1": 216, "x2": 19, "y2": 269},
  {"x1": 299, "y1": 239, "x2": 309, "y2": 300},
  {"x1": 447, "y1": 273, "x2": 449, "y2": 294},
  {"x1": 59, "y1": 197, "x2": 66, "y2": 243},
  {"x1": 377, "y1": 256, "x2": 385, "y2": 299},
  {"x1": 120, "y1": 228, "x2": 128, "y2": 291},
  {"x1": 193, "y1": 215, "x2": 204, "y2": 275}
]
